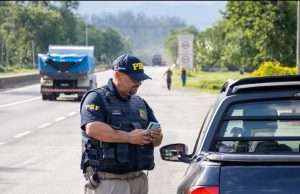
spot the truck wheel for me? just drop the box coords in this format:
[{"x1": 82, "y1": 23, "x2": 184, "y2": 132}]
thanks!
[
  {"x1": 42, "y1": 94, "x2": 48, "y2": 100},
  {"x1": 48, "y1": 94, "x2": 57, "y2": 101},
  {"x1": 93, "y1": 82, "x2": 97, "y2": 89},
  {"x1": 92, "y1": 76, "x2": 97, "y2": 89},
  {"x1": 76, "y1": 95, "x2": 83, "y2": 102}
]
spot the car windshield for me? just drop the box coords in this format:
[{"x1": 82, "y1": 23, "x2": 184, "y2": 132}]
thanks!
[{"x1": 214, "y1": 99, "x2": 300, "y2": 153}]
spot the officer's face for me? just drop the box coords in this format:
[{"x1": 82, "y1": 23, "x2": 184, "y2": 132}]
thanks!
[{"x1": 116, "y1": 72, "x2": 142, "y2": 96}]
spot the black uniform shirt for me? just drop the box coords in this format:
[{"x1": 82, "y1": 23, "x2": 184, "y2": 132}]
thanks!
[{"x1": 80, "y1": 79, "x2": 158, "y2": 130}]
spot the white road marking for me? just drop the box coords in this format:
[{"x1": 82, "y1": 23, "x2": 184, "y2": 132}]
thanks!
[
  {"x1": 38, "y1": 122, "x2": 51, "y2": 129},
  {"x1": 11, "y1": 157, "x2": 38, "y2": 168},
  {"x1": 0, "y1": 97, "x2": 40, "y2": 109},
  {"x1": 14, "y1": 131, "x2": 31, "y2": 138},
  {"x1": 55, "y1": 116, "x2": 66, "y2": 122},
  {"x1": 68, "y1": 111, "x2": 77, "y2": 116},
  {"x1": 2, "y1": 84, "x2": 39, "y2": 94}
]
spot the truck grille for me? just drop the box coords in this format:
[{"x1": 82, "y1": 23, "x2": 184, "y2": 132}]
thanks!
[{"x1": 54, "y1": 80, "x2": 76, "y2": 88}]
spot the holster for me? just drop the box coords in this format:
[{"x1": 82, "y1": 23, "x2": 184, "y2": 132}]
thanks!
[{"x1": 84, "y1": 167, "x2": 100, "y2": 189}]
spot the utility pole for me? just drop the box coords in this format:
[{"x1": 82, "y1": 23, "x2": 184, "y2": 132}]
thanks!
[
  {"x1": 0, "y1": 43, "x2": 3, "y2": 64},
  {"x1": 32, "y1": 40, "x2": 35, "y2": 65},
  {"x1": 6, "y1": 42, "x2": 8, "y2": 66},
  {"x1": 297, "y1": 0, "x2": 300, "y2": 74},
  {"x1": 85, "y1": 21, "x2": 88, "y2": 46}
]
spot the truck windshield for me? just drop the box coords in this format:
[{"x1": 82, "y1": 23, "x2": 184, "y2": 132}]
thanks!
[{"x1": 214, "y1": 99, "x2": 300, "y2": 153}]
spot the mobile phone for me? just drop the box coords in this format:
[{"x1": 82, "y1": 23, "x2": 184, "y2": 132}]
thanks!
[{"x1": 145, "y1": 122, "x2": 161, "y2": 133}]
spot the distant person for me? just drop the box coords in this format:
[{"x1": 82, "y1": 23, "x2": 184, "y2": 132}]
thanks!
[
  {"x1": 240, "y1": 67, "x2": 245, "y2": 75},
  {"x1": 181, "y1": 67, "x2": 187, "y2": 87},
  {"x1": 163, "y1": 67, "x2": 173, "y2": 90}
]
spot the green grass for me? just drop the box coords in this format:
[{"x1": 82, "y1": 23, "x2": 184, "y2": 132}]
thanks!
[
  {"x1": 0, "y1": 66, "x2": 37, "y2": 76},
  {"x1": 173, "y1": 68, "x2": 249, "y2": 93}
]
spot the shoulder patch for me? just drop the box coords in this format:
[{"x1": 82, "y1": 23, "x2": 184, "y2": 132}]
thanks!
[
  {"x1": 85, "y1": 104, "x2": 101, "y2": 111},
  {"x1": 139, "y1": 109, "x2": 148, "y2": 120}
]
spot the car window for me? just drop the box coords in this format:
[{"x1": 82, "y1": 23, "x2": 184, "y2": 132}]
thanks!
[
  {"x1": 213, "y1": 100, "x2": 300, "y2": 153},
  {"x1": 193, "y1": 106, "x2": 214, "y2": 155}
]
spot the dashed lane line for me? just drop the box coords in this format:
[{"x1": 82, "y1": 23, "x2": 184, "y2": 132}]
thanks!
[
  {"x1": 0, "y1": 97, "x2": 40, "y2": 109},
  {"x1": 68, "y1": 111, "x2": 77, "y2": 117},
  {"x1": 38, "y1": 122, "x2": 51, "y2": 129},
  {"x1": 0, "y1": 111, "x2": 78, "y2": 144},
  {"x1": 55, "y1": 116, "x2": 66, "y2": 122},
  {"x1": 13, "y1": 131, "x2": 31, "y2": 138},
  {"x1": 2, "y1": 84, "x2": 39, "y2": 94}
]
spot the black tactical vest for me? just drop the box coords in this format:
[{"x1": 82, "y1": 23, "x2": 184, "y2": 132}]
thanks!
[{"x1": 80, "y1": 86, "x2": 155, "y2": 174}]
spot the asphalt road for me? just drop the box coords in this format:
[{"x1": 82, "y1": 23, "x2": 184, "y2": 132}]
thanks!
[{"x1": 0, "y1": 66, "x2": 216, "y2": 194}]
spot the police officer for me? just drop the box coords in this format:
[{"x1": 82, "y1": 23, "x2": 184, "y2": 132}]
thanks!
[{"x1": 80, "y1": 54, "x2": 163, "y2": 194}]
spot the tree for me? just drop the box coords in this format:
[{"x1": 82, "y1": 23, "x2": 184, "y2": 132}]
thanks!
[
  {"x1": 195, "y1": 1, "x2": 297, "y2": 72},
  {"x1": 195, "y1": 21, "x2": 226, "y2": 71},
  {"x1": 55, "y1": 1, "x2": 79, "y2": 44},
  {"x1": 91, "y1": 11, "x2": 186, "y2": 63},
  {"x1": 223, "y1": 1, "x2": 296, "y2": 71},
  {"x1": 59, "y1": 1, "x2": 79, "y2": 12},
  {"x1": 100, "y1": 28, "x2": 130, "y2": 64},
  {"x1": 0, "y1": 2, "x2": 131, "y2": 69}
]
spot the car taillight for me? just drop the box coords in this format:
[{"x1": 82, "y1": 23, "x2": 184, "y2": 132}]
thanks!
[{"x1": 189, "y1": 186, "x2": 219, "y2": 194}]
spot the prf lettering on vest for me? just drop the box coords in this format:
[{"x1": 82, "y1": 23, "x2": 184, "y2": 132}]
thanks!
[{"x1": 132, "y1": 63, "x2": 144, "y2": 71}]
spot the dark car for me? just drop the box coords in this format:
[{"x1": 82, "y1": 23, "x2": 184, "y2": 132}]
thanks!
[{"x1": 160, "y1": 75, "x2": 300, "y2": 194}]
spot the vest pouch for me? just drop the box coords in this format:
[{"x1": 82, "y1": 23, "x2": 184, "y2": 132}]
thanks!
[
  {"x1": 87, "y1": 139, "x2": 99, "y2": 147},
  {"x1": 98, "y1": 143, "x2": 118, "y2": 171},
  {"x1": 116, "y1": 144, "x2": 130, "y2": 165},
  {"x1": 136, "y1": 144, "x2": 155, "y2": 170},
  {"x1": 110, "y1": 110, "x2": 123, "y2": 125},
  {"x1": 86, "y1": 148, "x2": 98, "y2": 160},
  {"x1": 100, "y1": 142, "x2": 115, "y2": 160}
]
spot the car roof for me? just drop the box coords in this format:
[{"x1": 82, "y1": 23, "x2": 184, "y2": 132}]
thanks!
[
  {"x1": 221, "y1": 75, "x2": 300, "y2": 96},
  {"x1": 199, "y1": 75, "x2": 300, "y2": 152}
]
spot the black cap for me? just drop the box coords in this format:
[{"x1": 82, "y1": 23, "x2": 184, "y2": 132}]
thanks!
[{"x1": 112, "y1": 55, "x2": 151, "y2": 81}]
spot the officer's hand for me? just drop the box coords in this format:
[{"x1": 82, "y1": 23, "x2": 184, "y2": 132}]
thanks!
[
  {"x1": 128, "y1": 129, "x2": 152, "y2": 145},
  {"x1": 149, "y1": 128, "x2": 163, "y2": 146}
]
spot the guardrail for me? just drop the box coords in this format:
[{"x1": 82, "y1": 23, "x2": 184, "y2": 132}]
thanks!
[
  {"x1": 0, "y1": 66, "x2": 110, "y2": 89},
  {"x1": 0, "y1": 73, "x2": 40, "y2": 89}
]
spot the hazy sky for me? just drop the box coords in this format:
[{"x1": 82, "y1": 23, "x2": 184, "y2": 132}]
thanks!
[{"x1": 78, "y1": 1, "x2": 226, "y2": 31}]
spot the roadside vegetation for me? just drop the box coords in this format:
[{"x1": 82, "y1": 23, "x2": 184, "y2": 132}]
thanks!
[
  {"x1": 0, "y1": 1, "x2": 131, "y2": 73},
  {"x1": 0, "y1": 65, "x2": 35, "y2": 73},
  {"x1": 250, "y1": 61, "x2": 297, "y2": 77},
  {"x1": 166, "y1": 1, "x2": 297, "y2": 77},
  {"x1": 0, "y1": 1, "x2": 188, "y2": 74},
  {"x1": 172, "y1": 60, "x2": 297, "y2": 92},
  {"x1": 164, "y1": 1, "x2": 298, "y2": 92},
  {"x1": 91, "y1": 12, "x2": 186, "y2": 63},
  {"x1": 172, "y1": 68, "x2": 247, "y2": 93},
  {"x1": 1, "y1": 1, "x2": 297, "y2": 86},
  {"x1": 0, "y1": 68, "x2": 37, "y2": 76}
]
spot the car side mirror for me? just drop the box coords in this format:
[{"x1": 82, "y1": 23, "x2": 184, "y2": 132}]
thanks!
[{"x1": 160, "y1": 143, "x2": 190, "y2": 163}]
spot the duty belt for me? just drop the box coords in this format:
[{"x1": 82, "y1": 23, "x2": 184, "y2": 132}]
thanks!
[{"x1": 96, "y1": 171, "x2": 143, "y2": 180}]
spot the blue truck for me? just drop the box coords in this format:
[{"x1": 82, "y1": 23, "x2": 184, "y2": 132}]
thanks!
[{"x1": 38, "y1": 45, "x2": 97, "y2": 101}]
